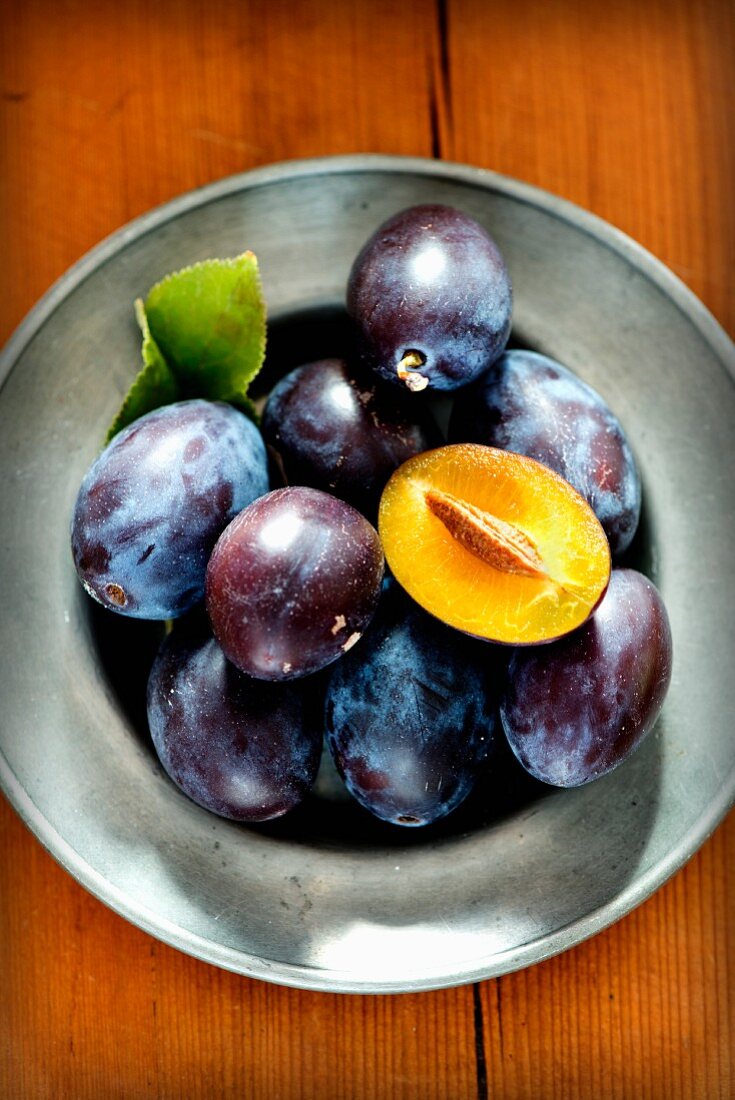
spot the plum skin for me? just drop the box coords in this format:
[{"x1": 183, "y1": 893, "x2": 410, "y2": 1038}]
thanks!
[
  {"x1": 261, "y1": 356, "x2": 441, "y2": 519},
  {"x1": 500, "y1": 569, "x2": 672, "y2": 787},
  {"x1": 206, "y1": 486, "x2": 385, "y2": 681},
  {"x1": 325, "y1": 582, "x2": 501, "y2": 826},
  {"x1": 71, "y1": 399, "x2": 269, "y2": 619},
  {"x1": 449, "y1": 349, "x2": 642, "y2": 555},
  {"x1": 347, "y1": 204, "x2": 512, "y2": 392},
  {"x1": 147, "y1": 632, "x2": 323, "y2": 822}
]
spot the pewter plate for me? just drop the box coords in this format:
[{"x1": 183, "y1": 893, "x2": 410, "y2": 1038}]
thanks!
[{"x1": 1, "y1": 155, "x2": 733, "y2": 993}]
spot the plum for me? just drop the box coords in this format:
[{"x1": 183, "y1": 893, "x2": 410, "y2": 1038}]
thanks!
[
  {"x1": 71, "y1": 400, "x2": 268, "y2": 619},
  {"x1": 449, "y1": 349, "x2": 641, "y2": 554},
  {"x1": 325, "y1": 582, "x2": 501, "y2": 826},
  {"x1": 261, "y1": 357, "x2": 440, "y2": 519},
  {"x1": 379, "y1": 443, "x2": 611, "y2": 645},
  {"x1": 347, "y1": 204, "x2": 512, "y2": 392},
  {"x1": 206, "y1": 487, "x2": 384, "y2": 681},
  {"x1": 147, "y1": 630, "x2": 322, "y2": 821},
  {"x1": 500, "y1": 568, "x2": 672, "y2": 786}
]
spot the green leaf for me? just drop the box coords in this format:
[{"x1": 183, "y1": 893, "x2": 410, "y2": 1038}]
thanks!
[
  {"x1": 145, "y1": 251, "x2": 266, "y2": 406},
  {"x1": 106, "y1": 252, "x2": 266, "y2": 442},
  {"x1": 106, "y1": 299, "x2": 180, "y2": 442}
]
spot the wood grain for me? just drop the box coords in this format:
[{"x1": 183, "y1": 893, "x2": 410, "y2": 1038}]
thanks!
[{"x1": 1, "y1": 1, "x2": 733, "y2": 1097}]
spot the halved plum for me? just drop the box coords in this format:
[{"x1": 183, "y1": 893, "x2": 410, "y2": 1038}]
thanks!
[{"x1": 378, "y1": 443, "x2": 611, "y2": 645}]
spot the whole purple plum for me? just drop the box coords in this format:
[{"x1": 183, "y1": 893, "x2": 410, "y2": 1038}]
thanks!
[
  {"x1": 205, "y1": 487, "x2": 384, "y2": 681},
  {"x1": 501, "y1": 569, "x2": 672, "y2": 787},
  {"x1": 449, "y1": 349, "x2": 641, "y2": 555},
  {"x1": 347, "y1": 204, "x2": 512, "y2": 393},
  {"x1": 326, "y1": 581, "x2": 500, "y2": 826},
  {"x1": 261, "y1": 357, "x2": 441, "y2": 519},
  {"x1": 71, "y1": 400, "x2": 269, "y2": 619},
  {"x1": 147, "y1": 631, "x2": 323, "y2": 821}
]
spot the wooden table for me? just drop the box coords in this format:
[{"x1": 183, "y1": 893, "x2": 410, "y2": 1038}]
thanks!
[{"x1": 1, "y1": 1, "x2": 733, "y2": 1096}]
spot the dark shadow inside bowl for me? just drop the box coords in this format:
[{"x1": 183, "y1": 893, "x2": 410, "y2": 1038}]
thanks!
[
  {"x1": 249, "y1": 303, "x2": 359, "y2": 402},
  {"x1": 86, "y1": 598, "x2": 164, "y2": 741},
  {"x1": 254, "y1": 728, "x2": 556, "y2": 849}
]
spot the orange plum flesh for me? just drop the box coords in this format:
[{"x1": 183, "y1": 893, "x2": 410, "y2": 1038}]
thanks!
[{"x1": 378, "y1": 444, "x2": 611, "y2": 645}]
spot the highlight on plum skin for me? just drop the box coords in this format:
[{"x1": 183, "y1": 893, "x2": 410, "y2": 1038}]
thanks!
[
  {"x1": 500, "y1": 568, "x2": 673, "y2": 788},
  {"x1": 449, "y1": 349, "x2": 642, "y2": 555},
  {"x1": 261, "y1": 356, "x2": 442, "y2": 520},
  {"x1": 347, "y1": 203, "x2": 512, "y2": 392},
  {"x1": 206, "y1": 486, "x2": 385, "y2": 682},
  {"x1": 71, "y1": 399, "x2": 269, "y2": 620},
  {"x1": 325, "y1": 581, "x2": 502, "y2": 827},
  {"x1": 147, "y1": 631, "x2": 323, "y2": 822}
]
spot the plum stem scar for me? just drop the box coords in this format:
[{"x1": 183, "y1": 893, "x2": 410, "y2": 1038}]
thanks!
[{"x1": 396, "y1": 351, "x2": 429, "y2": 392}]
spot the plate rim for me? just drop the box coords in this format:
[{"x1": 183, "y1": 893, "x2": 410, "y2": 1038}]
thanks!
[
  {"x1": 2, "y1": 153, "x2": 734, "y2": 993},
  {"x1": 3, "y1": 153, "x2": 734, "y2": 387}
]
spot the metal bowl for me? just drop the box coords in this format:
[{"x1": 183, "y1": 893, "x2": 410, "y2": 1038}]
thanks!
[{"x1": 1, "y1": 155, "x2": 733, "y2": 994}]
